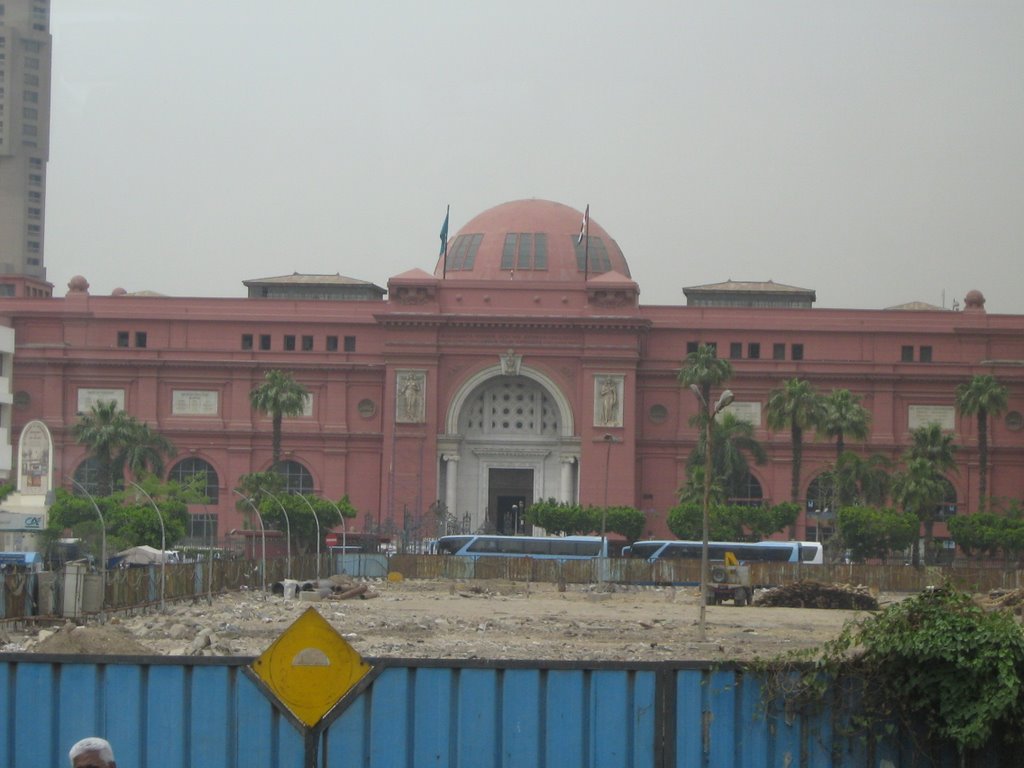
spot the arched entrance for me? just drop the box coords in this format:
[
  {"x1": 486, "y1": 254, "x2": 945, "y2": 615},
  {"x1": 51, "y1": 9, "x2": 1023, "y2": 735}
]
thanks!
[{"x1": 439, "y1": 366, "x2": 578, "y2": 533}]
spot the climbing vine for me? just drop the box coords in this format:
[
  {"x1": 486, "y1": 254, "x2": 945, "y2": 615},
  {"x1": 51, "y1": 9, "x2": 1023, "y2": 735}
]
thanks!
[{"x1": 759, "y1": 586, "x2": 1024, "y2": 756}]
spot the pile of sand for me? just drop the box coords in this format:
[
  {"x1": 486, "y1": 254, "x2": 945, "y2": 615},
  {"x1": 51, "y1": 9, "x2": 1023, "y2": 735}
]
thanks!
[{"x1": 33, "y1": 622, "x2": 155, "y2": 656}]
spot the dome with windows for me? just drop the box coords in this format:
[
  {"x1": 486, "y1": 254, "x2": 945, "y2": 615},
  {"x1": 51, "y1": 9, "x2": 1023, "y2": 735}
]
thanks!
[{"x1": 434, "y1": 199, "x2": 630, "y2": 282}]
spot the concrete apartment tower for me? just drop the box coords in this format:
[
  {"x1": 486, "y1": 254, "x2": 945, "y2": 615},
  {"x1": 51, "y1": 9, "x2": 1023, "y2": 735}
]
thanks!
[{"x1": 0, "y1": 0, "x2": 52, "y2": 298}]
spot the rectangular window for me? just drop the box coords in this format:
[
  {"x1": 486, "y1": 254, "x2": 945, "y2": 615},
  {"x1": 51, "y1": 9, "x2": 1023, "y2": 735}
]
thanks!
[
  {"x1": 791, "y1": 343, "x2": 804, "y2": 361},
  {"x1": 729, "y1": 342, "x2": 742, "y2": 359},
  {"x1": 29, "y1": 157, "x2": 41, "y2": 168},
  {"x1": 284, "y1": 335, "x2": 296, "y2": 351},
  {"x1": 28, "y1": 191, "x2": 40, "y2": 202},
  {"x1": 706, "y1": 342, "x2": 717, "y2": 355},
  {"x1": 241, "y1": 334, "x2": 253, "y2": 350},
  {"x1": 748, "y1": 343, "x2": 760, "y2": 360},
  {"x1": 301, "y1": 335, "x2": 313, "y2": 351},
  {"x1": 344, "y1": 335, "x2": 356, "y2": 352},
  {"x1": 27, "y1": 224, "x2": 40, "y2": 235},
  {"x1": 259, "y1": 334, "x2": 271, "y2": 351},
  {"x1": 26, "y1": 240, "x2": 39, "y2": 252},
  {"x1": 25, "y1": 57, "x2": 38, "y2": 70},
  {"x1": 325, "y1": 335, "x2": 338, "y2": 352},
  {"x1": 773, "y1": 343, "x2": 786, "y2": 360},
  {"x1": 24, "y1": 74, "x2": 39, "y2": 87},
  {"x1": 117, "y1": 331, "x2": 129, "y2": 348},
  {"x1": 28, "y1": 173, "x2": 41, "y2": 184},
  {"x1": 23, "y1": 107, "x2": 37, "y2": 120},
  {"x1": 28, "y1": 207, "x2": 40, "y2": 218},
  {"x1": 135, "y1": 331, "x2": 147, "y2": 348},
  {"x1": 686, "y1": 341, "x2": 700, "y2": 355},
  {"x1": 919, "y1": 346, "x2": 933, "y2": 363},
  {"x1": 23, "y1": 90, "x2": 37, "y2": 103},
  {"x1": 901, "y1": 345, "x2": 914, "y2": 362}
]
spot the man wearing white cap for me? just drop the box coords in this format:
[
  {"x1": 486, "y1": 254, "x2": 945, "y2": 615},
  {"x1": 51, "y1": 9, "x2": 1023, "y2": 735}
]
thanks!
[{"x1": 68, "y1": 737, "x2": 116, "y2": 768}]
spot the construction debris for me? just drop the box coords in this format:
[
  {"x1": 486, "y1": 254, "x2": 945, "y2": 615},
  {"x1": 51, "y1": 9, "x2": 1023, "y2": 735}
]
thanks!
[
  {"x1": 755, "y1": 580, "x2": 879, "y2": 611},
  {"x1": 982, "y1": 588, "x2": 1024, "y2": 615}
]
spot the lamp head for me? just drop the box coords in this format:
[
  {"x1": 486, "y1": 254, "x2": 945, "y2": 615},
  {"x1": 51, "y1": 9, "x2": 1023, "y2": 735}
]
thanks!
[{"x1": 714, "y1": 389, "x2": 735, "y2": 413}]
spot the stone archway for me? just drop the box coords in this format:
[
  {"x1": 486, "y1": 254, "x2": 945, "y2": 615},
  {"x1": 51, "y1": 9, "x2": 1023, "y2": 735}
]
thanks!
[{"x1": 439, "y1": 367, "x2": 578, "y2": 533}]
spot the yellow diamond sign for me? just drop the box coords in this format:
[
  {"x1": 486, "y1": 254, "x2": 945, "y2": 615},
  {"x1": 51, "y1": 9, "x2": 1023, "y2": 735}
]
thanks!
[{"x1": 251, "y1": 606, "x2": 372, "y2": 727}]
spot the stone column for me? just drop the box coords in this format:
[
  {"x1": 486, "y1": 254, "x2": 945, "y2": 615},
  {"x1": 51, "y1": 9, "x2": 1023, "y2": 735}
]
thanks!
[
  {"x1": 560, "y1": 455, "x2": 576, "y2": 503},
  {"x1": 444, "y1": 454, "x2": 459, "y2": 520}
]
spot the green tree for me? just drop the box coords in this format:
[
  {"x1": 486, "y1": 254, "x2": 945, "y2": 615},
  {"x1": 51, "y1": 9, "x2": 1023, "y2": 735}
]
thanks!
[
  {"x1": 891, "y1": 457, "x2": 947, "y2": 566},
  {"x1": 677, "y1": 344, "x2": 733, "y2": 424},
  {"x1": 765, "y1": 378, "x2": 825, "y2": 504},
  {"x1": 686, "y1": 412, "x2": 766, "y2": 500},
  {"x1": 956, "y1": 374, "x2": 1009, "y2": 510},
  {"x1": 665, "y1": 502, "x2": 797, "y2": 541},
  {"x1": 257, "y1": 493, "x2": 347, "y2": 553},
  {"x1": 837, "y1": 505, "x2": 917, "y2": 563},
  {"x1": 524, "y1": 499, "x2": 595, "y2": 535},
  {"x1": 819, "y1": 389, "x2": 871, "y2": 460},
  {"x1": 817, "y1": 451, "x2": 892, "y2": 511},
  {"x1": 250, "y1": 370, "x2": 309, "y2": 469},
  {"x1": 72, "y1": 401, "x2": 176, "y2": 496},
  {"x1": 48, "y1": 478, "x2": 193, "y2": 555},
  {"x1": 601, "y1": 506, "x2": 647, "y2": 541}
]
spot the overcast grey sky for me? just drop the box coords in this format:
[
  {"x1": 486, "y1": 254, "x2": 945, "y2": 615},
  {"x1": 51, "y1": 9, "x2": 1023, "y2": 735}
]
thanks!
[{"x1": 45, "y1": 2, "x2": 1024, "y2": 312}]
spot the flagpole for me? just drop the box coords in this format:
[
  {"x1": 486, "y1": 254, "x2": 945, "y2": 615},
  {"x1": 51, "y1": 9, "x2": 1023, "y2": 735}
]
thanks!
[
  {"x1": 584, "y1": 205, "x2": 590, "y2": 282},
  {"x1": 442, "y1": 204, "x2": 450, "y2": 279}
]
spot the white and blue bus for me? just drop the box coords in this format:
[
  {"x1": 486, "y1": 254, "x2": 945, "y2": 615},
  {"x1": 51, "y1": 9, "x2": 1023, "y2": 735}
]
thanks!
[
  {"x1": 626, "y1": 540, "x2": 823, "y2": 565},
  {"x1": 436, "y1": 535, "x2": 608, "y2": 560}
]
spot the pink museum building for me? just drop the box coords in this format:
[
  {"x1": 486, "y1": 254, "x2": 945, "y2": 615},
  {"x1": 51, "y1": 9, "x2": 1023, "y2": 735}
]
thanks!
[{"x1": 2, "y1": 199, "x2": 1023, "y2": 547}]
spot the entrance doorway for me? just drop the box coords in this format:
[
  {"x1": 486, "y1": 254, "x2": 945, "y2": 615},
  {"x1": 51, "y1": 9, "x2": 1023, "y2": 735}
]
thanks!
[{"x1": 488, "y1": 468, "x2": 533, "y2": 534}]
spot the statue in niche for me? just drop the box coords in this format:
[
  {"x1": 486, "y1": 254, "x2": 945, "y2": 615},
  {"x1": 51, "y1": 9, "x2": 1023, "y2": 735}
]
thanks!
[
  {"x1": 599, "y1": 377, "x2": 619, "y2": 425},
  {"x1": 398, "y1": 373, "x2": 423, "y2": 422}
]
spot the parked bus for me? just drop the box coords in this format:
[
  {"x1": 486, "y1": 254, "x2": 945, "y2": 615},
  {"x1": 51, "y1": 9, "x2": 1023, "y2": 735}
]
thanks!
[
  {"x1": 626, "y1": 540, "x2": 823, "y2": 565},
  {"x1": 436, "y1": 535, "x2": 607, "y2": 559}
]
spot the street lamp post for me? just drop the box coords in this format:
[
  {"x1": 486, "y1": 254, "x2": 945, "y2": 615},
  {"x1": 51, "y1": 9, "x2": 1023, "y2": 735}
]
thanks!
[
  {"x1": 266, "y1": 491, "x2": 292, "y2": 579},
  {"x1": 297, "y1": 494, "x2": 322, "y2": 581},
  {"x1": 689, "y1": 386, "x2": 734, "y2": 642},
  {"x1": 232, "y1": 489, "x2": 267, "y2": 594},
  {"x1": 67, "y1": 476, "x2": 106, "y2": 613},
  {"x1": 128, "y1": 482, "x2": 167, "y2": 613},
  {"x1": 600, "y1": 433, "x2": 615, "y2": 542}
]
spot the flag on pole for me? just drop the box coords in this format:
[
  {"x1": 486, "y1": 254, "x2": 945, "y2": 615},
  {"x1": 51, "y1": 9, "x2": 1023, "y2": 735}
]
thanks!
[
  {"x1": 439, "y1": 206, "x2": 450, "y2": 256},
  {"x1": 576, "y1": 204, "x2": 589, "y2": 246}
]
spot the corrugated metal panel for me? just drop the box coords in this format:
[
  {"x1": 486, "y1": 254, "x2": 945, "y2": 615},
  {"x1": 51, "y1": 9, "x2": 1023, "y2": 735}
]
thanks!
[{"x1": 0, "y1": 656, "x2": 1003, "y2": 767}]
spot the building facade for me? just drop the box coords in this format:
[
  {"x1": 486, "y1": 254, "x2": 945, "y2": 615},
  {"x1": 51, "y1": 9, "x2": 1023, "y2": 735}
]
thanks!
[
  {"x1": 0, "y1": 0, "x2": 52, "y2": 297},
  {"x1": 1, "y1": 199, "x2": 1023, "y2": 548}
]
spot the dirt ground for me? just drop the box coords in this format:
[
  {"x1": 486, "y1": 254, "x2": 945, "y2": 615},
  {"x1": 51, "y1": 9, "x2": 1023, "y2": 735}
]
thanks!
[{"x1": 2, "y1": 578, "x2": 901, "y2": 663}]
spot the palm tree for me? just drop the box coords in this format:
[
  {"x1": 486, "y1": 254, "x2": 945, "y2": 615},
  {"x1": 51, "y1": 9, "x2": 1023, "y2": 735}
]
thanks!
[
  {"x1": 121, "y1": 423, "x2": 177, "y2": 478},
  {"x1": 820, "y1": 389, "x2": 871, "y2": 460},
  {"x1": 678, "y1": 344, "x2": 732, "y2": 421},
  {"x1": 907, "y1": 423, "x2": 957, "y2": 473},
  {"x1": 73, "y1": 401, "x2": 134, "y2": 496},
  {"x1": 891, "y1": 457, "x2": 947, "y2": 566},
  {"x1": 833, "y1": 451, "x2": 892, "y2": 508},
  {"x1": 765, "y1": 378, "x2": 825, "y2": 503},
  {"x1": 687, "y1": 412, "x2": 766, "y2": 500},
  {"x1": 250, "y1": 370, "x2": 309, "y2": 469},
  {"x1": 73, "y1": 402, "x2": 176, "y2": 496},
  {"x1": 956, "y1": 374, "x2": 1009, "y2": 510}
]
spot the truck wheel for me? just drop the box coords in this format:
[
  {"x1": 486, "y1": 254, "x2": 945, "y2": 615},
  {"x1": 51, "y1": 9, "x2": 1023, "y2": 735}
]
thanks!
[{"x1": 734, "y1": 588, "x2": 748, "y2": 607}]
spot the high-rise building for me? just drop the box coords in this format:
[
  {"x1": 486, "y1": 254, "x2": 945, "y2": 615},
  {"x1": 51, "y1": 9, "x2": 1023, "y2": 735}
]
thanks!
[{"x1": 0, "y1": 0, "x2": 52, "y2": 298}]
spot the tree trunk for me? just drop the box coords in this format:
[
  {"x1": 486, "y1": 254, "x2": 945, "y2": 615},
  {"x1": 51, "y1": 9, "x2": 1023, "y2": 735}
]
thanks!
[
  {"x1": 977, "y1": 409, "x2": 988, "y2": 511},
  {"x1": 790, "y1": 423, "x2": 803, "y2": 503},
  {"x1": 835, "y1": 433, "x2": 845, "y2": 461},
  {"x1": 272, "y1": 413, "x2": 283, "y2": 469}
]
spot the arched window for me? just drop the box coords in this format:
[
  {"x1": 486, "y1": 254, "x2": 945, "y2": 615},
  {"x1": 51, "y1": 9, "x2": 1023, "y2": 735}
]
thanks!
[
  {"x1": 805, "y1": 474, "x2": 833, "y2": 516},
  {"x1": 276, "y1": 460, "x2": 314, "y2": 495},
  {"x1": 728, "y1": 471, "x2": 763, "y2": 508},
  {"x1": 72, "y1": 458, "x2": 123, "y2": 496},
  {"x1": 936, "y1": 477, "x2": 958, "y2": 519},
  {"x1": 169, "y1": 458, "x2": 220, "y2": 504}
]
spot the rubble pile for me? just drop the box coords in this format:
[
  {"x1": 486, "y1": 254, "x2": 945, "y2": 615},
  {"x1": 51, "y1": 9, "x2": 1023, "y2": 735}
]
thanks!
[
  {"x1": 982, "y1": 588, "x2": 1024, "y2": 615},
  {"x1": 755, "y1": 580, "x2": 879, "y2": 611}
]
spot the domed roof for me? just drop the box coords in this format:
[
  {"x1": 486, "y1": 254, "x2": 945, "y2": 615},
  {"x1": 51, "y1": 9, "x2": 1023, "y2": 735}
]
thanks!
[{"x1": 434, "y1": 200, "x2": 630, "y2": 282}]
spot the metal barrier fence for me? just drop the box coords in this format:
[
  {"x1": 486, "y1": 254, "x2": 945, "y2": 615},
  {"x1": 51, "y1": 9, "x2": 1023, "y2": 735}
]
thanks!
[
  {"x1": 0, "y1": 654, "x2": 1009, "y2": 767},
  {"x1": 4, "y1": 556, "x2": 1024, "y2": 621}
]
